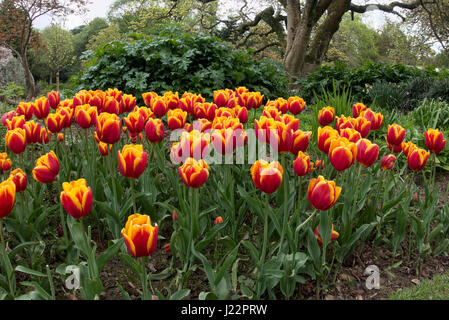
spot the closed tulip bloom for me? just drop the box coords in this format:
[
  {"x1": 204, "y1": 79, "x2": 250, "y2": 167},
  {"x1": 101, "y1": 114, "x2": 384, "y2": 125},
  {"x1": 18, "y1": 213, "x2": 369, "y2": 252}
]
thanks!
[
  {"x1": 262, "y1": 106, "x2": 282, "y2": 120},
  {"x1": 33, "y1": 97, "x2": 50, "y2": 119},
  {"x1": 5, "y1": 115, "x2": 25, "y2": 130},
  {"x1": 171, "y1": 130, "x2": 210, "y2": 162},
  {"x1": 151, "y1": 97, "x2": 168, "y2": 118},
  {"x1": 167, "y1": 109, "x2": 187, "y2": 130},
  {"x1": 73, "y1": 91, "x2": 91, "y2": 107},
  {"x1": 425, "y1": 128, "x2": 446, "y2": 154},
  {"x1": 142, "y1": 92, "x2": 159, "y2": 109},
  {"x1": 354, "y1": 117, "x2": 371, "y2": 138},
  {"x1": 407, "y1": 148, "x2": 430, "y2": 172},
  {"x1": 213, "y1": 117, "x2": 242, "y2": 131},
  {"x1": 0, "y1": 180, "x2": 16, "y2": 218},
  {"x1": 8, "y1": 168, "x2": 27, "y2": 192},
  {"x1": 336, "y1": 115, "x2": 356, "y2": 133},
  {"x1": 75, "y1": 104, "x2": 98, "y2": 129},
  {"x1": 96, "y1": 113, "x2": 121, "y2": 144},
  {"x1": 192, "y1": 118, "x2": 212, "y2": 132},
  {"x1": 287, "y1": 96, "x2": 306, "y2": 115},
  {"x1": 386, "y1": 124, "x2": 406, "y2": 146},
  {"x1": 118, "y1": 144, "x2": 148, "y2": 179},
  {"x1": 56, "y1": 107, "x2": 74, "y2": 129},
  {"x1": 102, "y1": 96, "x2": 120, "y2": 114},
  {"x1": 163, "y1": 91, "x2": 180, "y2": 110},
  {"x1": 280, "y1": 114, "x2": 300, "y2": 132},
  {"x1": 314, "y1": 225, "x2": 339, "y2": 247},
  {"x1": 211, "y1": 128, "x2": 246, "y2": 155},
  {"x1": 178, "y1": 157, "x2": 209, "y2": 188},
  {"x1": 214, "y1": 90, "x2": 230, "y2": 107},
  {"x1": 328, "y1": 137, "x2": 357, "y2": 171},
  {"x1": 47, "y1": 91, "x2": 60, "y2": 109},
  {"x1": 235, "y1": 105, "x2": 248, "y2": 124},
  {"x1": 145, "y1": 118, "x2": 164, "y2": 143},
  {"x1": 215, "y1": 216, "x2": 224, "y2": 225},
  {"x1": 352, "y1": 103, "x2": 367, "y2": 118},
  {"x1": 318, "y1": 106, "x2": 335, "y2": 126},
  {"x1": 24, "y1": 120, "x2": 42, "y2": 144},
  {"x1": 5, "y1": 127, "x2": 27, "y2": 154},
  {"x1": 32, "y1": 151, "x2": 59, "y2": 183},
  {"x1": 134, "y1": 106, "x2": 153, "y2": 123},
  {"x1": 124, "y1": 111, "x2": 145, "y2": 134},
  {"x1": 0, "y1": 153, "x2": 12, "y2": 172},
  {"x1": 267, "y1": 122, "x2": 293, "y2": 153},
  {"x1": 401, "y1": 141, "x2": 417, "y2": 157},
  {"x1": 88, "y1": 94, "x2": 104, "y2": 110},
  {"x1": 193, "y1": 103, "x2": 217, "y2": 121},
  {"x1": 215, "y1": 107, "x2": 234, "y2": 118},
  {"x1": 250, "y1": 160, "x2": 283, "y2": 194},
  {"x1": 57, "y1": 133, "x2": 64, "y2": 142},
  {"x1": 60, "y1": 178, "x2": 93, "y2": 219},
  {"x1": 122, "y1": 213, "x2": 158, "y2": 258},
  {"x1": 381, "y1": 154, "x2": 396, "y2": 170},
  {"x1": 340, "y1": 128, "x2": 362, "y2": 143},
  {"x1": 293, "y1": 151, "x2": 313, "y2": 177},
  {"x1": 356, "y1": 139, "x2": 379, "y2": 168},
  {"x1": 98, "y1": 142, "x2": 112, "y2": 156},
  {"x1": 290, "y1": 130, "x2": 311, "y2": 155},
  {"x1": 46, "y1": 113, "x2": 64, "y2": 134},
  {"x1": 16, "y1": 102, "x2": 34, "y2": 121},
  {"x1": 105, "y1": 88, "x2": 122, "y2": 102},
  {"x1": 121, "y1": 94, "x2": 136, "y2": 113},
  {"x1": 252, "y1": 91, "x2": 264, "y2": 109},
  {"x1": 317, "y1": 126, "x2": 339, "y2": 154},
  {"x1": 361, "y1": 109, "x2": 383, "y2": 131},
  {"x1": 308, "y1": 175, "x2": 341, "y2": 211},
  {"x1": 387, "y1": 141, "x2": 403, "y2": 154}
]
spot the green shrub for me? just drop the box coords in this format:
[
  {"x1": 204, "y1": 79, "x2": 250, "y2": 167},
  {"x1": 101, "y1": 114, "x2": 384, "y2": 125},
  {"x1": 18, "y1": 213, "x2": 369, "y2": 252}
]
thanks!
[
  {"x1": 0, "y1": 82, "x2": 25, "y2": 101},
  {"x1": 368, "y1": 81, "x2": 406, "y2": 111},
  {"x1": 75, "y1": 28, "x2": 289, "y2": 101},
  {"x1": 408, "y1": 99, "x2": 449, "y2": 131}
]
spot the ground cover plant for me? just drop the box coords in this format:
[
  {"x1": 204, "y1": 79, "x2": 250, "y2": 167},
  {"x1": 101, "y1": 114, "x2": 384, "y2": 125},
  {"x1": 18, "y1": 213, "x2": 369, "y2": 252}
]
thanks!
[{"x1": 0, "y1": 86, "x2": 447, "y2": 300}]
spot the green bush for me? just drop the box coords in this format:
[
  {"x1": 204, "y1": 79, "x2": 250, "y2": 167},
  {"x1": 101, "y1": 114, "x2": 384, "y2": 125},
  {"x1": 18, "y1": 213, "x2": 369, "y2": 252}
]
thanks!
[
  {"x1": 75, "y1": 28, "x2": 289, "y2": 101},
  {"x1": 0, "y1": 82, "x2": 25, "y2": 101}
]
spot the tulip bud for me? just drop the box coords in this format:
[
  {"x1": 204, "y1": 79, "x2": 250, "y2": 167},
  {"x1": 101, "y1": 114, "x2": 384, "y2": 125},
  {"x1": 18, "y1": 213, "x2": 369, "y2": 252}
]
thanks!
[
  {"x1": 122, "y1": 213, "x2": 158, "y2": 258},
  {"x1": 0, "y1": 180, "x2": 16, "y2": 218},
  {"x1": 145, "y1": 118, "x2": 165, "y2": 143},
  {"x1": 47, "y1": 91, "x2": 60, "y2": 109},
  {"x1": 57, "y1": 133, "x2": 64, "y2": 142},
  {"x1": 8, "y1": 168, "x2": 27, "y2": 192},
  {"x1": 425, "y1": 128, "x2": 446, "y2": 155},
  {"x1": 318, "y1": 106, "x2": 335, "y2": 126},
  {"x1": 32, "y1": 151, "x2": 59, "y2": 183},
  {"x1": 215, "y1": 216, "x2": 224, "y2": 225},
  {"x1": 0, "y1": 153, "x2": 12, "y2": 172},
  {"x1": 314, "y1": 225, "x2": 339, "y2": 247},
  {"x1": 172, "y1": 209, "x2": 178, "y2": 222},
  {"x1": 356, "y1": 139, "x2": 379, "y2": 168},
  {"x1": 118, "y1": 145, "x2": 148, "y2": 179},
  {"x1": 5, "y1": 128, "x2": 27, "y2": 154},
  {"x1": 381, "y1": 154, "x2": 396, "y2": 170},
  {"x1": 178, "y1": 157, "x2": 209, "y2": 188},
  {"x1": 250, "y1": 160, "x2": 283, "y2": 194},
  {"x1": 308, "y1": 175, "x2": 341, "y2": 211},
  {"x1": 60, "y1": 179, "x2": 93, "y2": 219}
]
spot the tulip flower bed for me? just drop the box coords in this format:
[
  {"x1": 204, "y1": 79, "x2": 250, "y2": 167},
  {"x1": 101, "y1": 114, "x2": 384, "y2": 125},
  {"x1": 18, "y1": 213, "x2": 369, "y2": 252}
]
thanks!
[{"x1": 0, "y1": 86, "x2": 448, "y2": 300}]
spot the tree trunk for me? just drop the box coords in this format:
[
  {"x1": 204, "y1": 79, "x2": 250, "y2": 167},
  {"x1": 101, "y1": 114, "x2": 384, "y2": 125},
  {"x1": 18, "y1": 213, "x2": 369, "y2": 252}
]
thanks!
[
  {"x1": 56, "y1": 71, "x2": 60, "y2": 92},
  {"x1": 21, "y1": 49, "x2": 36, "y2": 100}
]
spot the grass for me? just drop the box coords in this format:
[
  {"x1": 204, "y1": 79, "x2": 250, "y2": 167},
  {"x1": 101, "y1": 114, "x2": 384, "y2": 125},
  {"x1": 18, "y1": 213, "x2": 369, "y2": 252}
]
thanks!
[{"x1": 389, "y1": 272, "x2": 449, "y2": 300}]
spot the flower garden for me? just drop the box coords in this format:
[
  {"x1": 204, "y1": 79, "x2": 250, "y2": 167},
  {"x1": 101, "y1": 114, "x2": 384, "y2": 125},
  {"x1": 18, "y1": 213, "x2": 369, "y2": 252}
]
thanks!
[{"x1": 0, "y1": 86, "x2": 447, "y2": 300}]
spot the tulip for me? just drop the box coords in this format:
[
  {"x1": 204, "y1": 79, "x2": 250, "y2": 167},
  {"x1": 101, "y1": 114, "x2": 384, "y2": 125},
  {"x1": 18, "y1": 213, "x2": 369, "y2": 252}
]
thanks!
[
  {"x1": 172, "y1": 209, "x2": 178, "y2": 222},
  {"x1": 279, "y1": 114, "x2": 300, "y2": 132},
  {"x1": 32, "y1": 151, "x2": 59, "y2": 183},
  {"x1": 317, "y1": 126, "x2": 339, "y2": 154},
  {"x1": 124, "y1": 111, "x2": 145, "y2": 134},
  {"x1": 96, "y1": 113, "x2": 121, "y2": 144},
  {"x1": 105, "y1": 88, "x2": 122, "y2": 102},
  {"x1": 8, "y1": 168, "x2": 27, "y2": 192},
  {"x1": 193, "y1": 103, "x2": 217, "y2": 121},
  {"x1": 315, "y1": 159, "x2": 325, "y2": 170},
  {"x1": 0, "y1": 153, "x2": 12, "y2": 172},
  {"x1": 16, "y1": 102, "x2": 34, "y2": 121},
  {"x1": 262, "y1": 106, "x2": 282, "y2": 120},
  {"x1": 5, "y1": 128, "x2": 27, "y2": 154},
  {"x1": 118, "y1": 144, "x2": 148, "y2": 179},
  {"x1": 215, "y1": 107, "x2": 234, "y2": 118},
  {"x1": 60, "y1": 178, "x2": 93, "y2": 219},
  {"x1": 354, "y1": 117, "x2": 371, "y2": 138},
  {"x1": 287, "y1": 96, "x2": 306, "y2": 115},
  {"x1": 401, "y1": 141, "x2": 417, "y2": 158},
  {"x1": 352, "y1": 103, "x2": 367, "y2": 118},
  {"x1": 425, "y1": 128, "x2": 446, "y2": 155},
  {"x1": 407, "y1": 147, "x2": 430, "y2": 172},
  {"x1": 318, "y1": 106, "x2": 335, "y2": 126},
  {"x1": 235, "y1": 86, "x2": 249, "y2": 95},
  {"x1": 214, "y1": 90, "x2": 230, "y2": 107},
  {"x1": 46, "y1": 113, "x2": 64, "y2": 134},
  {"x1": 57, "y1": 133, "x2": 64, "y2": 142},
  {"x1": 387, "y1": 141, "x2": 403, "y2": 154},
  {"x1": 235, "y1": 105, "x2": 248, "y2": 124},
  {"x1": 171, "y1": 130, "x2": 210, "y2": 163},
  {"x1": 193, "y1": 118, "x2": 212, "y2": 133},
  {"x1": 178, "y1": 157, "x2": 209, "y2": 188},
  {"x1": 151, "y1": 97, "x2": 168, "y2": 118},
  {"x1": 215, "y1": 216, "x2": 224, "y2": 225},
  {"x1": 88, "y1": 94, "x2": 104, "y2": 110},
  {"x1": 33, "y1": 97, "x2": 50, "y2": 120},
  {"x1": 98, "y1": 142, "x2": 112, "y2": 156},
  {"x1": 56, "y1": 107, "x2": 74, "y2": 129},
  {"x1": 167, "y1": 109, "x2": 187, "y2": 131},
  {"x1": 75, "y1": 104, "x2": 98, "y2": 129},
  {"x1": 47, "y1": 91, "x2": 60, "y2": 109},
  {"x1": 328, "y1": 137, "x2": 357, "y2": 171},
  {"x1": 142, "y1": 92, "x2": 159, "y2": 109},
  {"x1": 102, "y1": 96, "x2": 120, "y2": 114},
  {"x1": 5, "y1": 115, "x2": 25, "y2": 131},
  {"x1": 134, "y1": 106, "x2": 153, "y2": 123},
  {"x1": 290, "y1": 130, "x2": 311, "y2": 155},
  {"x1": 339, "y1": 128, "x2": 361, "y2": 143},
  {"x1": 2, "y1": 111, "x2": 16, "y2": 127},
  {"x1": 0, "y1": 180, "x2": 16, "y2": 218},
  {"x1": 162, "y1": 243, "x2": 171, "y2": 254},
  {"x1": 250, "y1": 160, "x2": 283, "y2": 194},
  {"x1": 211, "y1": 128, "x2": 246, "y2": 155},
  {"x1": 121, "y1": 94, "x2": 137, "y2": 113},
  {"x1": 386, "y1": 124, "x2": 406, "y2": 146},
  {"x1": 314, "y1": 225, "x2": 339, "y2": 247},
  {"x1": 381, "y1": 154, "x2": 396, "y2": 170},
  {"x1": 267, "y1": 122, "x2": 293, "y2": 153},
  {"x1": 293, "y1": 151, "x2": 313, "y2": 177},
  {"x1": 361, "y1": 109, "x2": 383, "y2": 131},
  {"x1": 163, "y1": 91, "x2": 179, "y2": 110},
  {"x1": 24, "y1": 120, "x2": 42, "y2": 144},
  {"x1": 356, "y1": 139, "x2": 379, "y2": 168},
  {"x1": 145, "y1": 118, "x2": 164, "y2": 143},
  {"x1": 73, "y1": 91, "x2": 91, "y2": 107},
  {"x1": 308, "y1": 175, "x2": 341, "y2": 211},
  {"x1": 122, "y1": 213, "x2": 158, "y2": 258},
  {"x1": 336, "y1": 115, "x2": 356, "y2": 133},
  {"x1": 213, "y1": 117, "x2": 242, "y2": 131}
]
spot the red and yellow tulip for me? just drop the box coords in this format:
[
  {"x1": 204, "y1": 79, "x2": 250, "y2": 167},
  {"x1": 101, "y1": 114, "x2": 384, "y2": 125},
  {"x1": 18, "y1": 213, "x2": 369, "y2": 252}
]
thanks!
[
  {"x1": 356, "y1": 139, "x2": 379, "y2": 168},
  {"x1": 47, "y1": 91, "x2": 60, "y2": 110},
  {"x1": 178, "y1": 157, "x2": 209, "y2": 188},
  {"x1": 122, "y1": 214, "x2": 158, "y2": 258},
  {"x1": 8, "y1": 168, "x2": 27, "y2": 192},
  {"x1": 32, "y1": 97, "x2": 50, "y2": 120},
  {"x1": 293, "y1": 151, "x2": 313, "y2": 177},
  {"x1": 193, "y1": 103, "x2": 217, "y2": 121},
  {"x1": 124, "y1": 111, "x2": 145, "y2": 134},
  {"x1": 407, "y1": 147, "x2": 430, "y2": 172},
  {"x1": 32, "y1": 151, "x2": 59, "y2": 183},
  {"x1": 425, "y1": 128, "x2": 446, "y2": 155},
  {"x1": 318, "y1": 106, "x2": 335, "y2": 126},
  {"x1": 60, "y1": 178, "x2": 93, "y2": 219},
  {"x1": 0, "y1": 153, "x2": 12, "y2": 172},
  {"x1": 167, "y1": 109, "x2": 187, "y2": 131},
  {"x1": 144, "y1": 118, "x2": 164, "y2": 143},
  {"x1": 250, "y1": 160, "x2": 283, "y2": 194},
  {"x1": 96, "y1": 113, "x2": 121, "y2": 144},
  {"x1": 308, "y1": 175, "x2": 341, "y2": 211},
  {"x1": 75, "y1": 104, "x2": 98, "y2": 129},
  {"x1": 118, "y1": 144, "x2": 148, "y2": 179},
  {"x1": 0, "y1": 180, "x2": 16, "y2": 219},
  {"x1": 290, "y1": 130, "x2": 311, "y2": 155},
  {"x1": 328, "y1": 137, "x2": 357, "y2": 171},
  {"x1": 5, "y1": 127, "x2": 27, "y2": 154},
  {"x1": 314, "y1": 225, "x2": 339, "y2": 246},
  {"x1": 352, "y1": 103, "x2": 367, "y2": 118},
  {"x1": 287, "y1": 96, "x2": 306, "y2": 115},
  {"x1": 317, "y1": 126, "x2": 339, "y2": 154},
  {"x1": 381, "y1": 154, "x2": 396, "y2": 170},
  {"x1": 386, "y1": 124, "x2": 406, "y2": 146}
]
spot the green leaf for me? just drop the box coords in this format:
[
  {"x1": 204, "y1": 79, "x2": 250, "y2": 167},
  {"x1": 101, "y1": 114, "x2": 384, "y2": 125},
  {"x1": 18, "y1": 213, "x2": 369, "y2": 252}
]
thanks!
[
  {"x1": 15, "y1": 266, "x2": 47, "y2": 278},
  {"x1": 96, "y1": 239, "x2": 124, "y2": 272}
]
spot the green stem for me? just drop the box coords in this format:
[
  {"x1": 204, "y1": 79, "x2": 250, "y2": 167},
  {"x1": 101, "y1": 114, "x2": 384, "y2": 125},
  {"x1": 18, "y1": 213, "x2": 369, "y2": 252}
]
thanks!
[
  {"x1": 278, "y1": 153, "x2": 289, "y2": 253},
  {"x1": 296, "y1": 210, "x2": 318, "y2": 232},
  {"x1": 259, "y1": 194, "x2": 270, "y2": 265},
  {"x1": 58, "y1": 183, "x2": 69, "y2": 244},
  {"x1": 0, "y1": 219, "x2": 14, "y2": 297},
  {"x1": 140, "y1": 257, "x2": 150, "y2": 300},
  {"x1": 130, "y1": 178, "x2": 137, "y2": 213}
]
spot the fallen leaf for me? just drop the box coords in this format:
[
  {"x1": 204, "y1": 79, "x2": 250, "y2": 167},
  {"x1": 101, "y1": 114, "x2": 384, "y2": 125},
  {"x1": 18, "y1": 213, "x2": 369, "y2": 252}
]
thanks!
[{"x1": 411, "y1": 279, "x2": 420, "y2": 285}]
